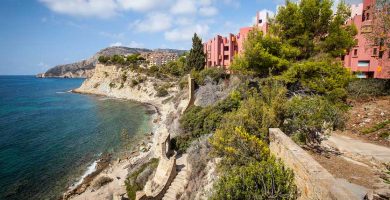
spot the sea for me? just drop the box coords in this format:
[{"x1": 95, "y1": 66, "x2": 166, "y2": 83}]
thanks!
[{"x1": 0, "y1": 76, "x2": 153, "y2": 200}]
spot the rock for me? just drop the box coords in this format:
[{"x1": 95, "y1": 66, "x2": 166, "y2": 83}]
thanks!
[
  {"x1": 36, "y1": 47, "x2": 186, "y2": 78},
  {"x1": 372, "y1": 189, "x2": 390, "y2": 200}
]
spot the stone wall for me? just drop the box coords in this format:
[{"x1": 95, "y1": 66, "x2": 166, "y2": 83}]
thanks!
[
  {"x1": 269, "y1": 128, "x2": 366, "y2": 200},
  {"x1": 184, "y1": 75, "x2": 195, "y2": 113}
]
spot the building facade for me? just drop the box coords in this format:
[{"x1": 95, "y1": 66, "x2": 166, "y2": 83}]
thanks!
[
  {"x1": 203, "y1": 11, "x2": 270, "y2": 70},
  {"x1": 140, "y1": 52, "x2": 178, "y2": 67},
  {"x1": 344, "y1": 0, "x2": 390, "y2": 78}
]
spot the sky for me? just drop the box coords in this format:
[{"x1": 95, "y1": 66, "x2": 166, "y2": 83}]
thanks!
[{"x1": 0, "y1": 0, "x2": 361, "y2": 75}]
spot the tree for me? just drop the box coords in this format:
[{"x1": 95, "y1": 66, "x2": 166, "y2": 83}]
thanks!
[
  {"x1": 281, "y1": 61, "x2": 351, "y2": 97},
  {"x1": 186, "y1": 33, "x2": 206, "y2": 71},
  {"x1": 323, "y1": 0, "x2": 358, "y2": 57},
  {"x1": 231, "y1": 29, "x2": 299, "y2": 76},
  {"x1": 272, "y1": 0, "x2": 333, "y2": 59}
]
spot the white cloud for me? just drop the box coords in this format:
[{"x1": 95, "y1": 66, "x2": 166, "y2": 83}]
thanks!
[
  {"x1": 39, "y1": 0, "x2": 118, "y2": 18},
  {"x1": 128, "y1": 41, "x2": 144, "y2": 48},
  {"x1": 110, "y1": 42, "x2": 123, "y2": 47},
  {"x1": 99, "y1": 32, "x2": 125, "y2": 40},
  {"x1": 222, "y1": 0, "x2": 240, "y2": 8},
  {"x1": 131, "y1": 13, "x2": 172, "y2": 32},
  {"x1": 199, "y1": 6, "x2": 218, "y2": 16},
  {"x1": 38, "y1": 62, "x2": 49, "y2": 69},
  {"x1": 175, "y1": 18, "x2": 193, "y2": 26},
  {"x1": 170, "y1": 0, "x2": 197, "y2": 15},
  {"x1": 117, "y1": 0, "x2": 162, "y2": 12},
  {"x1": 109, "y1": 41, "x2": 144, "y2": 48},
  {"x1": 165, "y1": 24, "x2": 209, "y2": 42}
]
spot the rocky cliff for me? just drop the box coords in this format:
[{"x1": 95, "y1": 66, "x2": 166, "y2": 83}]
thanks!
[{"x1": 38, "y1": 47, "x2": 186, "y2": 78}]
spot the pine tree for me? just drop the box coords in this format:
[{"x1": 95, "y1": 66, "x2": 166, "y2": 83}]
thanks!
[{"x1": 186, "y1": 33, "x2": 205, "y2": 71}]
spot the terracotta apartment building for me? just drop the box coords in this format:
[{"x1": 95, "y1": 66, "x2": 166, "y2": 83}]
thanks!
[
  {"x1": 203, "y1": 11, "x2": 270, "y2": 70},
  {"x1": 343, "y1": 0, "x2": 390, "y2": 78},
  {"x1": 203, "y1": 0, "x2": 389, "y2": 79}
]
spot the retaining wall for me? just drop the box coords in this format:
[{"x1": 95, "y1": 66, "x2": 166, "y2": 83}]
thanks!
[{"x1": 269, "y1": 128, "x2": 366, "y2": 200}]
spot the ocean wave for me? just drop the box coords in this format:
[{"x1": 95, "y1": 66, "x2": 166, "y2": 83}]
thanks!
[
  {"x1": 69, "y1": 160, "x2": 98, "y2": 190},
  {"x1": 56, "y1": 91, "x2": 67, "y2": 94}
]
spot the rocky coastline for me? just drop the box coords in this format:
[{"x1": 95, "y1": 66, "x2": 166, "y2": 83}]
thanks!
[{"x1": 64, "y1": 63, "x2": 188, "y2": 200}]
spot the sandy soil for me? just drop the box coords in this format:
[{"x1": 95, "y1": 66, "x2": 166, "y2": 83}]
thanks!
[
  {"x1": 341, "y1": 96, "x2": 390, "y2": 147},
  {"x1": 309, "y1": 96, "x2": 390, "y2": 194}
]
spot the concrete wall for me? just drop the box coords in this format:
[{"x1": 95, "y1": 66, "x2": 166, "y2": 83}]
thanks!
[{"x1": 269, "y1": 128, "x2": 365, "y2": 200}]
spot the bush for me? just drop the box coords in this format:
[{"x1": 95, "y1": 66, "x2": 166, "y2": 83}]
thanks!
[
  {"x1": 174, "y1": 91, "x2": 241, "y2": 153},
  {"x1": 347, "y1": 78, "x2": 390, "y2": 99},
  {"x1": 131, "y1": 79, "x2": 139, "y2": 87},
  {"x1": 211, "y1": 157, "x2": 298, "y2": 200},
  {"x1": 282, "y1": 95, "x2": 347, "y2": 145},
  {"x1": 281, "y1": 61, "x2": 351, "y2": 99},
  {"x1": 98, "y1": 55, "x2": 110, "y2": 64},
  {"x1": 191, "y1": 68, "x2": 227, "y2": 86},
  {"x1": 125, "y1": 158, "x2": 159, "y2": 200},
  {"x1": 92, "y1": 176, "x2": 113, "y2": 190},
  {"x1": 109, "y1": 82, "x2": 116, "y2": 88},
  {"x1": 210, "y1": 127, "x2": 270, "y2": 166},
  {"x1": 121, "y1": 73, "x2": 128, "y2": 82},
  {"x1": 156, "y1": 87, "x2": 169, "y2": 97}
]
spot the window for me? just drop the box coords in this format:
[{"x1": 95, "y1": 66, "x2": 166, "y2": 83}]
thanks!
[
  {"x1": 373, "y1": 48, "x2": 378, "y2": 56},
  {"x1": 224, "y1": 46, "x2": 229, "y2": 51},
  {"x1": 366, "y1": 13, "x2": 370, "y2": 20},
  {"x1": 388, "y1": 51, "x2": 390, "y2": 59},
  {"x1": 358, "y1": 60, "x2": 370, "y2": 67},
  {"x1": 223, "y1": 55, "x2": 229, "y2": 60},
  {"x1": 353, "y1": 49, "x2": 358, "y2": 56}
]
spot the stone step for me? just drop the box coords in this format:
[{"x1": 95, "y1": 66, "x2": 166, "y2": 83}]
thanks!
[
  {"x1": 173, "y1": 176, "x2": 187, "y2": 183},
  {"x1": 163, "y1": 190, "x2": 178, "y2": 199},
  {"x1": 171, "y1": 181, "x2": 186, "y2": 188},
  {"x1": 162, "y1": 195, "x2": 176, "y2": 200},
  {"x1": 167, "y1": 185, "x2": 179, "y2": 192}
]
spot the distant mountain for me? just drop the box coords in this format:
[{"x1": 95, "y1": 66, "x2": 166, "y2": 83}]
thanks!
[{"x1": 37, "y1": 46, "x2": 186, "y2": 78}]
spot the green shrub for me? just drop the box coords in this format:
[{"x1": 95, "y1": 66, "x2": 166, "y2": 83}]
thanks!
[
  {"x1": 92, "y1": 176, "x2": 113, "y2": 190},
  {"x1": 121, "y1": 73, "x2": 127, "y2": 82},
  {"x1": 180, "y1": 92, "x2": 241, "y2": 137},
  {"x1": 156, "y1": 87, "x2": 169, "y2": 97},
  {"x1": 347, "y1": 79, "x2": 390, "y2": 99},
  {"x1": 147, "y1": 65, "x2": 159, "y2": 76},
  {"x1": 175, "y1": 91, "x2": 242, "y2": 153},
  {"x1": 109, "y1": 82, "x2": 116, "y2": 88},
  {"x1": 125, "y1": 158, "x2": 159, "y2": 200},
  {"x1": 211, "y1": 157, "x2": 297, "y2": 200},
  {"x1": 361, "y1": 119, "x2": 390, "y2": 134},
  {"x1": 98, "y1": 55, "x2": 110, "y2": 64},
  {"x1": 131, "y1": 79, "x2": 139, "y2": 87},
  {"x1": 282, "y1": 95, "x2": 347, "y2": 145},
  {"x1": 191, "y1": 68, "x2": 227, "y2": 86},
  {"x1": 281, "y1": 61, "x2": 351, "y2": 98}
]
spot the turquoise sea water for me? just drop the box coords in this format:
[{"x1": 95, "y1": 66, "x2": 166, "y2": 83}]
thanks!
[{"x1": 0, "y1": 76, "x2": 152, "y2": 200}]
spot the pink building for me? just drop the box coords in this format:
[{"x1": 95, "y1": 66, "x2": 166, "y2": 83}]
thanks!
[
  {"x1": 203, "y1": 11, "x2": 270, "y2": 70},
  {"x1": 344, "y1": 0, "x2": 390, "y2": 79}
]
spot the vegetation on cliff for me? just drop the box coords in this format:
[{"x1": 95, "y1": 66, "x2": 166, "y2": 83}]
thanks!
[{"x1": 173, "y1": 0, "x2": 362, "y2": 199}]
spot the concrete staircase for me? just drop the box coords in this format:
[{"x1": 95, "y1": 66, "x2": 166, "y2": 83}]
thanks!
[{"x1": 162, "y1": 154, "x2": 189, "y2": 200}]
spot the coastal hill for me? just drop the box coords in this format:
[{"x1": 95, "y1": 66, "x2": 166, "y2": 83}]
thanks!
[{"x1": 36, "y1": 46, "x2": 186, "y2": 78}]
